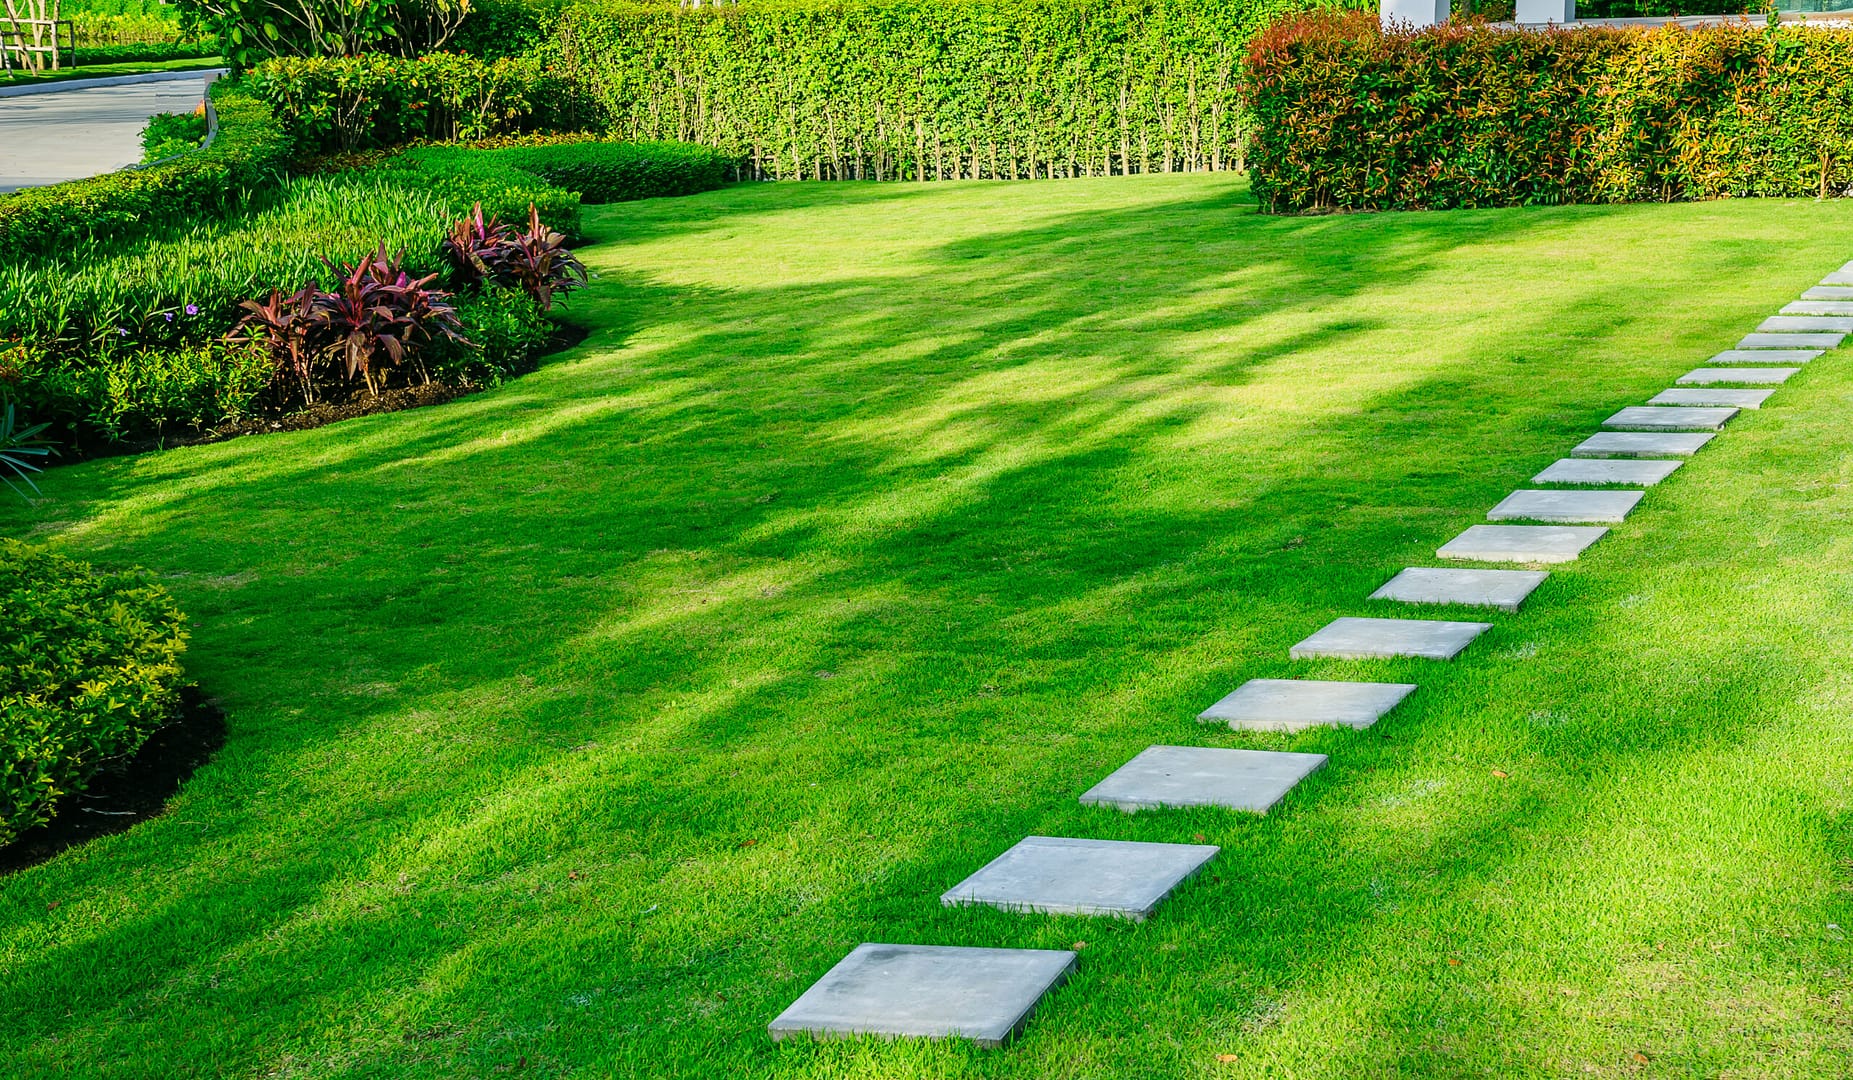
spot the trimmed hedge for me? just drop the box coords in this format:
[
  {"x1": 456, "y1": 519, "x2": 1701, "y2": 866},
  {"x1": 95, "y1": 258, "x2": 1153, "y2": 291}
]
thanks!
[
  {"x1": 550, "y1": 0, "x2": 1321, "y2": 182},
  {"x1": 71, "y1": 41, "x2": 219, "y2": 65},
  {"x1": 1244, "y1": 16, "x2": 1853, "y2": 213},
  {"x1": 0, "y1": 81, "x2": 293, "y2": 262},
  {"x1": 0, "y1": 540, "x2": 189, "y2": 847},
  {"x1": 407, "y1": 140, "x2": 734, "y2": 203}
]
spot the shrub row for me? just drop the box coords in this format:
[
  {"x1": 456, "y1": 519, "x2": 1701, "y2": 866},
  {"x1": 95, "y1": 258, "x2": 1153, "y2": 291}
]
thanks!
[
  {"x1": 549, "y1": 0, "x2": 1305, "y2": 182},
  {"x1": 1244, "y1": 16, "x2": 1853, "y2": 213},
  {"x1": 0, "y1": 82, "x2": 293, "y2": 262},
  {"x1": 0, "y1": 540, "x2": 189, "y2": 848},
  {"x1": 71, "y1": 41, "x2": 219, "y2": 65},
  {"x1": 406, "y1": 140, "x2": 736, "y2": 203}
]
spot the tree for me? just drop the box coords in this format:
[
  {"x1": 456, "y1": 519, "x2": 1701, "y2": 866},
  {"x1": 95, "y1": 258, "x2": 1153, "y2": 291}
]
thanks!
[{"x1": 2, "y1": 0, "x2": 64, "y2": 74}]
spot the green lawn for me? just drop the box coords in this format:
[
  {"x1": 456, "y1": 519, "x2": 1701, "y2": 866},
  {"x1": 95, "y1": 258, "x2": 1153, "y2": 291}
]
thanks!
[{"x1": 4, "y1": 174, "x2": 1853, "y2": 1078}]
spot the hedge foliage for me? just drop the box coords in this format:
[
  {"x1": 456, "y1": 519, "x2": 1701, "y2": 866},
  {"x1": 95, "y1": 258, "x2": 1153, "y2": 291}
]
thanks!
[
  {"x1": 0, "y1": 540, "x2": 189, "y2": 847},
  {"x1": 550, "y1": 0, "x2": 1330, "y2": 182},
  {"x1": 407, "y1": 139, "x2": 735, "y2": 203},
  {"x1": 1244, "y1": 16, "x2": 1853, "y2": 213},
  {"x1": 0, "y1": 82, "x2": 292, "y2": 263}
]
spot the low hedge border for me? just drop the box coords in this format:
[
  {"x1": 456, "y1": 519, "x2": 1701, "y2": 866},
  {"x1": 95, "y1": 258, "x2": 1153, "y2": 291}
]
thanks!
[
  {"x1": 403, "y1": 139, "x2": 736, "y2": 204},
  {"x1": 0, "y1": 540, "x2": 189, "y2": 848}
]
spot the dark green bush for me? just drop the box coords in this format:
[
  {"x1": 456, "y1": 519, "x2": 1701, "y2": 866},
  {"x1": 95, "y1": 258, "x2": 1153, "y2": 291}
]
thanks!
[
  {"x1": 141, "y1": 110, "x2": 211, "y2": 163},
  {"x1": 0, "y1": 540, "x2": 189, "y2": 847},
  {"x1": 71, "y1": 41, "x2": 219, "y2": 64},
  {"x1": 1244, "y1": 16, "x2": 1853, "y2": 213},
  {"x1": 439, "y1": 140, "x2": 735, "y2": 204},
  {"x1": 431, "y1": 285, "x2": 556, "y2": 384},
  {"x1": 0, "y1": 81, "x2": 293, "y2": 263},
  {"x1": 367, "y1": 147, "x2": 582, "y2": 234}
]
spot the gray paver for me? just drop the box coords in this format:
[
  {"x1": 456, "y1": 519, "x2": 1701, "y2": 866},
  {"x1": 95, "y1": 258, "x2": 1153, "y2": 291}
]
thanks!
[
  {"x1": 1737, "y1": 332, "x2": 1844, "y2": 350},
  {"x1": 1784, "y1": 301, "x2": 1853, "y2": 317},
  {"x1": 1603, "y1": 406, "x2": 1737, "y2": 431},
  {"x1": 1802, "y1": 287, "x2": 1853, "y2": 301},
  {"x1": 1533, "y1": 458, "x2": 1683, "y2": 486},
  {"x1": 1708, "y1": 349, "x2": 1822, "y2": 365},
  {"x1": 941, "y1": 836, "x2": 1219, "y2": 920},
  {"x1": 1648, "y1": 387, "x2": 1774, "y2": 409},
  {"x1": 1757, "y1": 316, "x2": 1853, "y2": 333},
  {"x1": 1488, "y1": 489, "x2": 1643, "y2": 523},
  {"x1": 1823, "y1": 268, "x2": 1853, "y2": 286},
  {"x1": 1438, "y1": 524, "x2": 1608, "y2": 563},
  {"x1": 1572, "y1": 431, "x2": 1714, "y2": 457},
  {"x1": 1197, "y1": 678, "x2": 1416, "y2": 731},
  {"x1": 1369, "y1": 567, "x2": 1547, "y2": 612},
  {"x1": 1079, "y1": 744, "x2": 1328, "y2": 813},
  {"x1": 1289, "y1": 616, "x2": 1490, "y2": 660},
  {"x1": 1677, "y1": 367, "x2": 1798, "y2": 386},
  {"x1": 768, "y1": 943, "x2": 1075, "y2": 1047}
]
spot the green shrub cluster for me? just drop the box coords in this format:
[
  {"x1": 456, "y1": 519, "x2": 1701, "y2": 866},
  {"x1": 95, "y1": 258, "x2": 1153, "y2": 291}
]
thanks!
[
  {"x1": 408, "y1": 140, "x2": 734, "y2": 204},
  {"x1": 0, "y1": 540, "x2": 189, "y2": 847},
  {"x1": 71, "y1": 41, "x2": 219, "y2": 64},
  {"x1": 0, "y1": 82, "x2": 293, "y2": 262},
  {"x1": 550, "y1": 0, "x2": 1308, "y2": 182},
  {"x1": 141, "y1": 110, "x2": 210, "y2": 163},
  {"x1": 366, "y1": 145, "x2": 583, "y2": 231},
  {"x1": 1244, "y1": 16, "x2": 1853, "y2": 213}
]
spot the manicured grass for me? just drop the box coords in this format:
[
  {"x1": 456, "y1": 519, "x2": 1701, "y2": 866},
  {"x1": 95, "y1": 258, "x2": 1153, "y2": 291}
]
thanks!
[{"x1": 4, "y1": 174, "x2": 1853, "y2": 1078}]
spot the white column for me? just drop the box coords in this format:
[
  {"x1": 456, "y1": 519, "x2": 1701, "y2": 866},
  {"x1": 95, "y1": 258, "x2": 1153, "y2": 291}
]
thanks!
[
  {"x1": 1515, "y1": 0, "x2": 1575, "y2": 23},
  {"x1": 1380, "y1": 0, "x2": 1450, "y2": 30}
]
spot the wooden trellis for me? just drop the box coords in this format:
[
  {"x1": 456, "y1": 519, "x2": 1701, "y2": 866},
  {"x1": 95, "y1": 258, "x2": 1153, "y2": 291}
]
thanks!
[{"x1": 1, "y1": 15, "x2": 72, "y2": 75}]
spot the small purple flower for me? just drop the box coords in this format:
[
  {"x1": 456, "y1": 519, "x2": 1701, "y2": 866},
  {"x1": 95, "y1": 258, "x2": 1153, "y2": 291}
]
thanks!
[
  {"x1": 117, "y1": 328, "x2": 129, "y2": 337},
  {"x1": 164, "y1": 312, "x2": 174, "y2": 322},
  {"x1": 184, "y1": 304, "x2": 199, "y2": 315}
]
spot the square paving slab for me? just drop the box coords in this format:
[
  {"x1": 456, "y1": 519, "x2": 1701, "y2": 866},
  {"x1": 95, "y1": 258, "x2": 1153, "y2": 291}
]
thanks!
[
  {"x1": 1802, "y1": 286, "x2": 1853, "y2": 301},
  {"x1": 1289, "y1": 616, "x2": 1490, "y2": 660},
  {"x1": 1533, "y1": 458, "x2": 1683, "y2": 486},
  {"x1": 1197, "y1": 678, "x2": 1417, "y2": 731},
  {"x1": 1785, "y1": 301, "x2": 1853, "y2": 317},
  {"x1": 768, "y1": 943, "x2": 1075, "y2": 1047},
  {"x1": 1603, "y1": 405, "x2": 1737, "y2": 431},
  {"x1": 1572, "y1": 431, "x2": 1714, "y2": 457},
  {"x1": 1079, "y1": 744, "x2": 1328, "y2": 813},
  {"x1": 1648, "y1": 387, "x2": 1774, "y2": 409},
  {"x1": 941, "y1": 836, "x2": 1219, "y2": 920},
  {"x1": 1677, "y1": 367, "x2": 1798, "y2": 386},
  {"x1": 1369, "y1": 567, "x2": 1548, "y2": 611},
  {"x1": 1488, "y1": 488, "x2": 1643, "y2": 523},
  {"x1": 1708, "y1": 349, "x2": 1822, "y2": 365},
  {"x1": 1737, "y1": 332, "x2": 1844, "y2": 350},
  {"x1": 1758, "y1": 316, "x2": 1853, "y2": 333},
  {"x1": 1823, "y1": 267, "x2": 1853, "y2": 286},
  {"x1": 1438, "y1": 524, "x2": 1608, "y2": 563}
]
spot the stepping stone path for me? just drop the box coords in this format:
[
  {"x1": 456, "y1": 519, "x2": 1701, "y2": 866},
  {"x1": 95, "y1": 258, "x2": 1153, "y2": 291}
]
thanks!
[
  {"x1": 769, "y1": 256, "x2": 1853, "y2": 1049},
  {"x1": 1678, "y1": 367, "x2": 1798, "y2": 385},
  {"x1": 941, "y1": 836, "x2": 1219, "y2": 920},
  {"x1": 1738, "y1": 332, "x2": 1844, "y2": 350},
  {"x1": 1289, "y1": 616, "x2": 1490, "y2": 660},
  {"x1": 1079, "y1": 745, "x2": 1328, "y2": 813},
  {"x1": 1197, "y1": 678, "x2": 1416, "y2": 730},
  {"x1": 1438, "y1": 524, "x2": 1608, "y2": 563},
  {"x1": 768, "y1": 944, "x2": 1075, "y2": 1046},
  {"x1": 1369, "y1": 567, "x2": 1548, "y2": 612},
  {"x1": 1488, "y1": 489, "x2": 1642, "y2": 523},
  {"x1": 1603, "y1": 405, "x2": 1737, "y2": 431},
  {"x1": 1648, "y1": 388, "x2": 1774, "y2": 409}
]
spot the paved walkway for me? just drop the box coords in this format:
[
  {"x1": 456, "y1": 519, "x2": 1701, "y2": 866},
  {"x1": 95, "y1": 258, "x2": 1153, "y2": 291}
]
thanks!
[{"x1": 0, "y1": 73, "x2": 216, "y2": 193}]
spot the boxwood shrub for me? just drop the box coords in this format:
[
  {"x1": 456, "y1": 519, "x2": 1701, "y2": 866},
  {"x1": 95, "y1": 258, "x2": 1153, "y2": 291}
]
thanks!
[
  {"x1": 0, "y1": 540, "x2": 189, "y2": 847},
  {"x1": 415, "y1": 140, "x2": 736, "y2": 204}
]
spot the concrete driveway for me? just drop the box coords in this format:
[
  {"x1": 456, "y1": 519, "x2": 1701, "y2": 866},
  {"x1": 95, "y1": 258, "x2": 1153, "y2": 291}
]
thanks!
[{"x1": 0, "y1": 72, "x2": 219, "y2": 194}]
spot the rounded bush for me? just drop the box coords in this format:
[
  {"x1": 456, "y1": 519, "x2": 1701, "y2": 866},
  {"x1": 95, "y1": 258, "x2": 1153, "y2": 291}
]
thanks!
[{"x1": 0, "y1": 541, "x2": 189, "y2": 847}]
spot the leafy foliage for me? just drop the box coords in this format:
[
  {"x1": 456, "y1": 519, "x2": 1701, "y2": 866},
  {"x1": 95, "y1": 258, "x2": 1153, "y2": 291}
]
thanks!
[
  {"x1": 1243, "y1": 17, "x2": 1853, "y2": 213},
  {"x1": 0, "y1": 400, "x2": 54, "y2": 500},
  {"x1": 441, "y1": 201, "x2": 586, "y2": 309},
  {"x1": 139, "y1": 110, "x2": 210, "y2": 164},
  {"x1": 423, "y1": 139, "x2": 735, "y2": 204},
  {"x1": 179, "y1": 0, "x2": 469, "y2": 68},
  {"x1": 0, "y1": 540, "x2": 188, "y2": 847}
]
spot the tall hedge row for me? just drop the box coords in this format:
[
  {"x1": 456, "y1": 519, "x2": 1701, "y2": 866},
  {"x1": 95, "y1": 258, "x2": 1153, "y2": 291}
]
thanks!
[
  {"x1": 1244, "y1": 16, "x2": 1853, "y2": 213},
  {"x1": 551, "y1": 0, "x2": 1345, "y2": 182}
]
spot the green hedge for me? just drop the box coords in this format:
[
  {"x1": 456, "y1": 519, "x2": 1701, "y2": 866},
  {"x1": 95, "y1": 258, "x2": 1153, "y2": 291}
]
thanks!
[
  {"x1": 71, "y1": 41, "x2": 219, "y2": 65},
  {"x1": 0, "y1": 540, "x2": 189, "y2": 847},
  {"x1": 406, "y1": 140, "x2": 734, "y2": 203},
  {"x1": 0, "y1": 81, "x2": 293, "y2": 263},
  {"x1": 550, "y1": 0, "x2": 1325, "y2": 182},
  {"x1": 1244, "y1": 16, "x2": 1853, "y2": 213}
]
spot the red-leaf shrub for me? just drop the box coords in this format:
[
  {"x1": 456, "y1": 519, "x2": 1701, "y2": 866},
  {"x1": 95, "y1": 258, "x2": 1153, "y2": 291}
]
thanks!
[{"x1": 1244, "y1": 16, "x2": 1853, "y2": 213}]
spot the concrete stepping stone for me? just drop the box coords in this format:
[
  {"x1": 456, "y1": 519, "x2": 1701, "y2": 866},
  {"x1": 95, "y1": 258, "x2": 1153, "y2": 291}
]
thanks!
[
  {"x1": 1289, "y1": 616, "x2": 1490, "y2": 660},
  {"x1": 1785, "y1": 301, "x2": 1853, "y2": 317},
  {"x1": 1708, "y1": 349, "x2": 1822, "y2": 365},
  {"x1": 941, "y1": 836, "x2": 1219, "y2": 920},
  {"x1": 1802, "y1": 286, "x2": 1853, "y2": 301},
  {"x1": 1649, "y1": 387, "x2": 1774, "y2": 409},
  {"x1": 768, "y1": 943, "x2": 1075, "y2": 1047},
  {"x1": 1488, "y1": 489, "x2": 1642, "y2": 523},
  {"x1": 1369, "y1": 567, "x2": 1547, "y2": 612},
  {"x1": 1603, "y1": 405, "x2": 1737, "y2": 431},
  {"x1": 1197, "y1": 678, "x2": 1416, "y2": 731},
  {"x1": 1533, "y1": 458, "x2": 1682, "y2": 486},
  {"x1": 1758, "y1": 315, "x2": 1853, "y2": 333},
  {"x1": 1438, "y1": 524, "x2": 1608, "y2": 563},
  {"x1": 1823, "y1": 266, "x2": 1853, "y2": 286},
  {"x1": 1572, "y1": 431, "x2": 1713, "y2": 457},
  {"x1": 1079, "y1": 744, "x2": 1328, "y2": 813},
  {"x1": 1677, "y1": 367, "x2": 1798, "y2": 386},
  {"x1": 1737, "y1": 332, "x2": 1844, "y2": 350}
]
